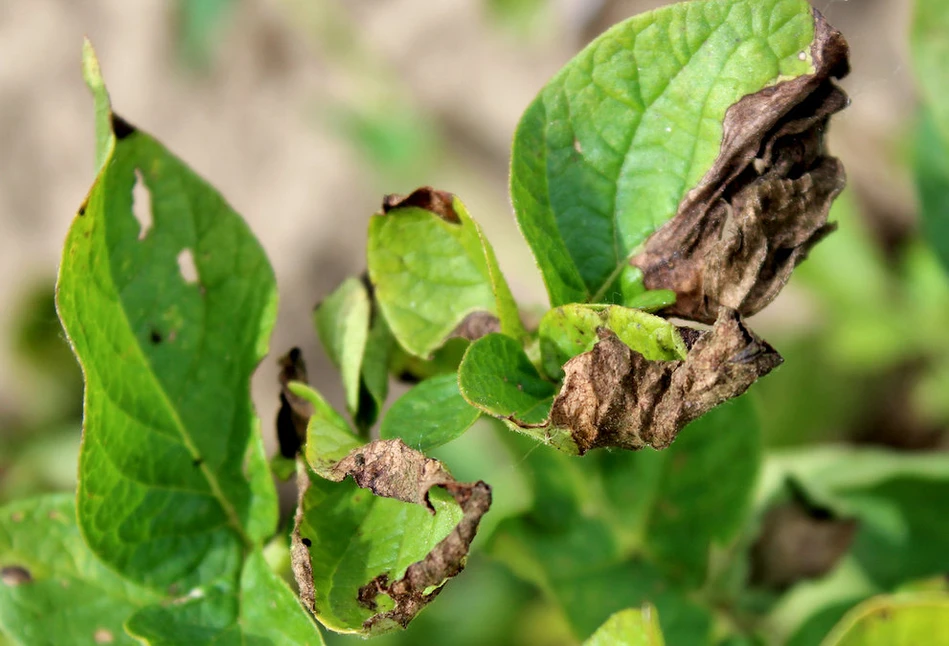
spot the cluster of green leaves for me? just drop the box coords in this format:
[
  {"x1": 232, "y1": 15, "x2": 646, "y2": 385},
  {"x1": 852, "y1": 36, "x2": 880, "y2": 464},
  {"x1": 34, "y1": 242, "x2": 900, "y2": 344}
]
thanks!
[{"x1": 3, "y1": 0, "x2": 949, "y2": 645}]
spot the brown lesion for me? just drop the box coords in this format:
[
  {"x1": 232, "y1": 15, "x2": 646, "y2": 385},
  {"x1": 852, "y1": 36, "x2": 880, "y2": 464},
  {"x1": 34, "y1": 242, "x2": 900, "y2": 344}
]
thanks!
[
  {"x1": 549, "y1": 308, "x2": 782, "y2": 454},
  {"x1": 382, "y1": 186, "x2": 460, "y2": 223},
  {"x1": 632, "y1": 9, "x2": 850, "y2": 324}
]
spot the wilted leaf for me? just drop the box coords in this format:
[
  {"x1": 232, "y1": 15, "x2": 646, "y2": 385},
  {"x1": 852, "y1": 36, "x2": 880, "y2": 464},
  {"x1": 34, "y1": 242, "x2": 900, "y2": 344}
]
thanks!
[
  {"x1": 57, "y1": 43, "x2": 277, "y2": 591},
  {"x1": 584, "y1": 605, "x2": 665, "y2": 646},
  {"x1": 368, "y1": 187, "x2": 524, "y2": 359},
  {"x1": 292, "y1": 439, "x2": 492, "y2": 634},
  {"x1": 0, "y1": 495, "x2": 160, "y2": 646},
  {"x1": 464, "y1": 310, "x2": 779, "y2": 454},
  {"x1": 538, "y1": 303, "x2": 687, "y2": 380},
  {"x1": 821, "y1": 593, "x2": 949, "y2": 646},
  {"x1": 632, "y1": 10, "x2": 849, "y2": 322},
  {"x1": 379, "y1": 373, "x2": 481, "y2": 452},
  {"x1": 512, "y1": 0, "x2": 848, "y2": 312}
]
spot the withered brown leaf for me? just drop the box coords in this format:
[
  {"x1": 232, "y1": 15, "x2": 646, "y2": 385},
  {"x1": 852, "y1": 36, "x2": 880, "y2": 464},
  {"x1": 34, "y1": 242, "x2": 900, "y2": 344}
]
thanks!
[
  {"x1": 275, "y1": 347, "x2": 311, "y2": 458},
  {"x1": 548, "y1": 309, "x2": 782, "y2": 454},
  {"x1": 631, "y1": 9, "x2": 850, "y2": 324},
  {"x1": 290, "y1": 440, "x2": 491, "y2": 633}
]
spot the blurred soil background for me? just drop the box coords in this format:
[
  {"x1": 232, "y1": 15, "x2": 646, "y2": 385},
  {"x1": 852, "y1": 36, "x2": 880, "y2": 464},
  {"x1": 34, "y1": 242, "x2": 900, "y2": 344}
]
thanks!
[{"x1": 0, "y1": 0, "x2": 935, "y2": 517}]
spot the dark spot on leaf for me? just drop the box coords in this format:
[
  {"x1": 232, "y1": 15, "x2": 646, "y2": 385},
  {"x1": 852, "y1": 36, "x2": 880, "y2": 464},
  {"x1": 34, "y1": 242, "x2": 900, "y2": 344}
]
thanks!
[
  {"x1": 192, "y1": 457, "x2": 203, "y2": 467},
  {"x1": 110, "y1": 112, "x2": 137, "y2": 140},
  {"x1": 1, "y1": 565, "x2": 32, "y2": 586},
  {"x1": 301, "y1": 537, "x2": 311, "y2": 547},
  {"x1": 150, "y1": 329, "x2": 162, "y2": 344},
  {"x1": 878, "y1": 608, "x2": 891, "y2": 621},
  {"x1": 78, "y1": 203, "x2": 86, "y2": 216},
  {"x1": 382, "y1": 187, "x2": 460, "y2": 223}
]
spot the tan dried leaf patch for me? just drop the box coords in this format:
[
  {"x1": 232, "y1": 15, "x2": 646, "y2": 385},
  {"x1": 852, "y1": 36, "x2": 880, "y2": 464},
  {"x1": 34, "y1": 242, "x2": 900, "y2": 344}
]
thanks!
[{"x1": 549, "y1": 309, "x2": 782, "y2": 453}]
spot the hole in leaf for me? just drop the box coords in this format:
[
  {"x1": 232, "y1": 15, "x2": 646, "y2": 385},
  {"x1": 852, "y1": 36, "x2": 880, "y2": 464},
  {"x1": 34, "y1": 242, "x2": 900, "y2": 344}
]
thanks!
[
  {"x1": 94, "y1": 628, "x2": 114, "y2": 644},
  {"x1": 301, "y1": 538, "x2": 312, "y2": 547},
  {"x1": 132, "y1": 169, "x2": 152, "y2": 240},
  {"x1": 177, "y1": 248, "x2": 198, "y2": 284},
  {"x1": 150, "y1": 329, "x2": 163, "y2": 344}
]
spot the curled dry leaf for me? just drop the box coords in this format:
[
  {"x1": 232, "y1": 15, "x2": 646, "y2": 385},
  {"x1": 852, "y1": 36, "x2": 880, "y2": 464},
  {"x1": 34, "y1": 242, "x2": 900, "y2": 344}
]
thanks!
[
  {"x1": 291, "y1": 440, "x2": 492, "y2": 633},
  {"x1": 632, "y1": 9, "x2": 850, "y2": 324},
  {"x1": 276, "y1": 348, "x2": 312, "y2": 458},
  {"x1": 549, "y1": 309, "x2": 782, "y2": 454}
]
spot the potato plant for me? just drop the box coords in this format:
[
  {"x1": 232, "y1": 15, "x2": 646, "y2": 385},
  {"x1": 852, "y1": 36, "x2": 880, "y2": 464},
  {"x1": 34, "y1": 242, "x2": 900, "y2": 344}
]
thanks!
[{"x1": 2, "y1": 1, "x2": 949, "y2": 644}]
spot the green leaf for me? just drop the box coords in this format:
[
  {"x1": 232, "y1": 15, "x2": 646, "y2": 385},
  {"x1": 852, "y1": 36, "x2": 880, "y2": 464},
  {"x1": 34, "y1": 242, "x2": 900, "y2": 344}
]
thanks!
[
  {"x1": 358, "y1": 309, "x2": 394, "y2": 429},
  {"x1": 57, "y1": 45, "x2": 278, "y2": 589},
  {"x1": 489, "y1": 440, "x2": 712, "y2": 642},
  {"x1": 314, "y1": 277, "x2": 371, "y2": 418},
  {"x1": 598, "y1": 396, "x2": 761, "y2": 584},
  {"x1": 379, "y1": 373, "x2": 481, "y2": 452},
  {"x1": 0, "y1": 495, "x2": 161, "y2": 646},
  {"x1": 368, "y1": 189, "x2": 524, "y2": 358},
  {"x1": 510, "y1": 0, "x2": 817, "y2": 305},
  {"x1": 821, "y1": 593, "x2": 949, "y2": 646},
  {"x1": 125, "y1": 550, "x2": 324, "y2": 645},
  {"x1": 81, "y1": 39, "x2": 113, "y2": 170},
  {"x1": 538, "y1": 304, "x2": 686, "y2": 379},
  {"x1": 293, "y1": 474, "x2": 463, "y2": 634},
  {"x1": 584, "y1": 605, "x2": 665, "y2": 646},
  {"x1": 457, "y1": 334, "x2": 575, "y2": 452},
  {"x1": 293, "y1": 382, "x2": 363, "y2": 477}
]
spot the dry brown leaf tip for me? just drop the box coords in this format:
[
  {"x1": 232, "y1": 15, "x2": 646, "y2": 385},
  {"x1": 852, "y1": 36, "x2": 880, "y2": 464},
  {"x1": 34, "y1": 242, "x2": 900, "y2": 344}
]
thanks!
[
  {"x1": 382, "y1": 186, "x2": 459, "y2": 223},
  {"x1": 632, "y1": 9, "x2": 850, "y2": 324},
  {"x1": 549, "y1": 309, "x2": 782, "y2": 454}
]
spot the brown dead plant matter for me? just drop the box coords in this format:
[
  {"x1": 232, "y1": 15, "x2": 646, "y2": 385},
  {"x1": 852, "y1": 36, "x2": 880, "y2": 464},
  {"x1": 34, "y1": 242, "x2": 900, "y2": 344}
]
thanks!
[{"x1": 632, "y1": 9, "x2": 850, "y2": 324}]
